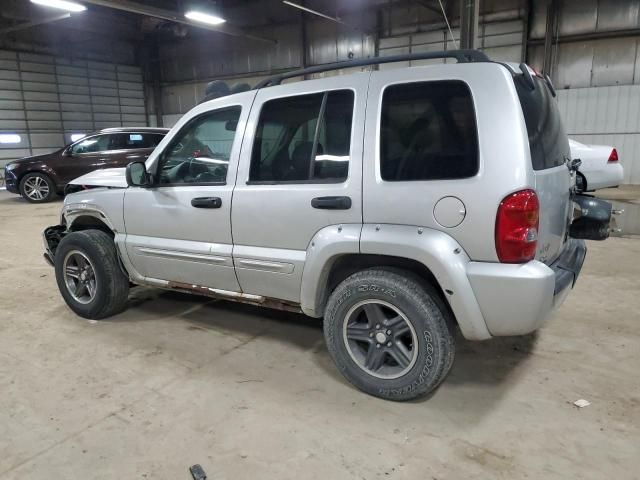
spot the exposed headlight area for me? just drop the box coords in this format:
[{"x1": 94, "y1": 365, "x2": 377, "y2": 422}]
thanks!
[{"x1": 4, "y1": 163, "x2": 19, "y2": 171}]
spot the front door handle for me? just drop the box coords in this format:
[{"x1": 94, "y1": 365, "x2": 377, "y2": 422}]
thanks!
[
  {"x1": 311, "y1": 196, "x2": 351, "y2": 210},
  {"x1": 191, "y1": 197, "x2": 222, "y2": 208}
]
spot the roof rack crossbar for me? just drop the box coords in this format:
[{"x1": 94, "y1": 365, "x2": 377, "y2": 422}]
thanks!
[{"x1": 254, "y1": 49, "x2": 490, "y2": 89}]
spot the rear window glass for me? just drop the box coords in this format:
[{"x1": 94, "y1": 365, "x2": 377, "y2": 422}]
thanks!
[
  {"x1": 514, "y1": 75, "x2": 570, "y2": 170},
  {"x1": 380, "y1": 80, "x2": 478, "y2": 181}
]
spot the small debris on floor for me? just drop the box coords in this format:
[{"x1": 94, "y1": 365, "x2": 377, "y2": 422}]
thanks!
[
  {"x1": 574, "y1": 399, "x2": 591, "y2": 408},
  {"x1": 189, "y1": 464, "x2": 207, "y2": 480}
]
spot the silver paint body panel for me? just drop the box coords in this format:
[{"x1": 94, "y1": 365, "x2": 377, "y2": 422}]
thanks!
[{"x1": 57, "y1": 62, "x2": 581, "y2": 341}]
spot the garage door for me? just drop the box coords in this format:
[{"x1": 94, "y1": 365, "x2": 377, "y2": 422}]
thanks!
[{"x1": 0, "y1": 49, "x2": 146, "y2": 176}]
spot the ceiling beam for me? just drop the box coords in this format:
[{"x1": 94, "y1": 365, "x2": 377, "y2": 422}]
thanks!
[
  {"x1": 80, "y1": 0, "x2": 277, "y2": 44},
  {"x1": 0, "y1": 12, "x2": 71, "y2": 36}
]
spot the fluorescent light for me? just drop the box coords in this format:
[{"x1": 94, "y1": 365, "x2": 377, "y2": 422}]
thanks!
[
  {"x1": 70, "y1": 133, "x2": 86, "y2": 142},
  {"x1": 185, "y1": 10, "x2": 226, "y2": 25},
  {"x1": 30, "y1": 0, "x2": 86, "y2": 12},
  {"x1": 0, "y1": 134, "x2": 21, "y2": 144}
]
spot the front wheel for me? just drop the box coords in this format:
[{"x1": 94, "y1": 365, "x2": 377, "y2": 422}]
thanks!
[
  {"x1": 54, "y1": 230, "x2": 129, "y2": 319},
  {"x1": 19, "y1": 172, "x2": 56, "y2": 203},
  {"x1": 324, "y1": 269, "x2": 455, "y2": 401}
]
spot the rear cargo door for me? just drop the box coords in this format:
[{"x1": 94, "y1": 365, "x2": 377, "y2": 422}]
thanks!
[{"x1": 514, "y1": 73, "x2": 572, "y2": 264}]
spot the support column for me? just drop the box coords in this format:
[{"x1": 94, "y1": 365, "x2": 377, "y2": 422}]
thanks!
[
  {"x1": 542, "y1": 0, "x2": 559, "y2": 76},
  {"x1": 460, "y1": 0, "x2": 479, "y2": 49}
]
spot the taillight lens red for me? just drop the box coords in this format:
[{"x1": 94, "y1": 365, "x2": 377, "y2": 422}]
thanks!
[
  {"x1": 495, "y1": 189, "x2": 540, "y2": 263},
  {"x1": 608, "y1": 148, "x2": 618, "y2": 162}
]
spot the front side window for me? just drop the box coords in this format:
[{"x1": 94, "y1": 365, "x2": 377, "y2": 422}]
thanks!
[
  {"x1": 70, "y1": 135, "x2": 111, "y2": 154},
  {"x1": 249, "y1": 90, "x2": 354, "y2": 183},
  {"x1": 380, "y1": 81, "x2": 478, "y2": 181},
  {"x1": 157, "y1": 107, "x2": 241, "y2": 185}
]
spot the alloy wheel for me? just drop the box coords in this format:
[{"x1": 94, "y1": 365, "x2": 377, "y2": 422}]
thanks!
[
  {"x1": 63, "y1": 250, "x2": 98, "y2": 304},
  {"x1": 342, "y1": 300, "x2": 418, "y2": 379},
  {"x1": 23, "y1": 176, "x2": 50, "y2": 201}
]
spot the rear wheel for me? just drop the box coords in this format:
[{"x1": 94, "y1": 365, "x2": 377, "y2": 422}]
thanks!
[
  {"x1": 54, "y1": 230, "x2": 129, "y2": 319},
  {"x1": 324, "y1": 269, "x2": 455, "y2": 401},
  {"x1": 19, "y1": 172, "x2": 56, "y2": 203}
]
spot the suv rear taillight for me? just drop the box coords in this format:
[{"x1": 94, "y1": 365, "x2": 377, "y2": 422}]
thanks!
[
  {"x1": 495, "y1": 189, "x2": 540, "y2": 263},
  {"x1": 608, "y1": 148, "x2": 618, "y2": 163}
]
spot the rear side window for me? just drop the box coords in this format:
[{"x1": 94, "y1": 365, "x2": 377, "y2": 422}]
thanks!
[
  {"x1": 112, "y1": 133, "x2": 165, "y2": 149},
  {"x1": 249, "y1": 90, "x2": 354, "y2": 183},
  {"x1": 514, "y1": 75, "x2": 569, "y2": 170},
  {"x1": 380, "y1": 81, "x2": 478, "y2": 181}
]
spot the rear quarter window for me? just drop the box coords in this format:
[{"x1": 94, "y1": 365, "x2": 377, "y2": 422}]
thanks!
[
  {"x1": 380, "y1": 80, "x2": 479, "y2": 181},
  {"x1": 514, "y1": 75, "x2": 570, "y2": 170}
]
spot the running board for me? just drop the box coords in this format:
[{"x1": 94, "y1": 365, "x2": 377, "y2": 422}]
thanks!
[{"x1": 164, "y1": 280, "x2": 303, "y2": 313}]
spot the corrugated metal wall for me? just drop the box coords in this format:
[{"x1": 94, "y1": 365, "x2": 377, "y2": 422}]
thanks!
[
  {"x1": 151, "y1": 0, "x2": 640, "y2": 184},
  {"x1": 378, "y1": 19, "x2": 525, "y2": 67},
  {"x1": 557, "y1": 85, "x2": 640, "y2": 183},
  {"x1": 526, "y1": 0, "x2": 640, "y2": 184},
  {"x1": 0, "y1": 49, "x2": 146, "y2": 171}
]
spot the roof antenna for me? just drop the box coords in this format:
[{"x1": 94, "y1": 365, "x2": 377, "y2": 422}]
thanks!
[{"x1": 437, "y1": 0, "x2": 459, "y2": 49}]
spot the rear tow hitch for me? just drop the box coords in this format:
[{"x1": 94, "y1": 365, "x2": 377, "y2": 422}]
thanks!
[{"x1": 569, "y1": 194, "x2": 613, "y2": 241}]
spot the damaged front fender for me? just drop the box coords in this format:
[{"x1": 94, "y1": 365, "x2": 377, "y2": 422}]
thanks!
[{"x1": 42, "y1": 225, "x2": 67, "y2": 266}]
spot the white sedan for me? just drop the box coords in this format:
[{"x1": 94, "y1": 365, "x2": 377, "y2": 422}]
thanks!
[{"x1": 569, "y1": 138, "x2": 624, "y2": 191}]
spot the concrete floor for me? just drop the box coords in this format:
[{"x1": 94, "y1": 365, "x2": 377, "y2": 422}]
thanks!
[{"x1": 0, "y1": 188, "x2": 639, "y2": 480}]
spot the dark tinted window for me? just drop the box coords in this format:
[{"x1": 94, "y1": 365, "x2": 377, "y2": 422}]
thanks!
[
  {"x1": 250, "y1": 90, "x2": 353, "y2": 183},
  {"x1": 380, "y1": 81, "x2": 478, "y2": 181},
  {"x1": 157, "y1": 107, "x2": 241, "y2": 185},
  {"x1": 514, "y1": 75, "x2": 569, "y2": 170}
]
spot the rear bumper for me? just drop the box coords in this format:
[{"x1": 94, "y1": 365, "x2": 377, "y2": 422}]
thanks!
[{"x1": 467, "y1": 239, "x2": 586, "y2": 336}]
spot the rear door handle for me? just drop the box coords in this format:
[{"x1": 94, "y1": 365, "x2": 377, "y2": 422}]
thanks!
[
  {"x1": 191, "y1": 197, "x2": 222, "y2": 208},
  {"x1": 311, "y1": 196, "x2": 351, "y2": 210}
]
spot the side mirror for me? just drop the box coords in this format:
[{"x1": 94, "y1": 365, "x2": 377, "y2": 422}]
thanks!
[{"x1": 126, "y1": 161, "x2": 151, "y2": 187}]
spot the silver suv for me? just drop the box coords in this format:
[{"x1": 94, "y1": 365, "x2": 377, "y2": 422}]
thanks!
[{"x1": 43, "y1": 50, "x2": 612, "y2": 401}]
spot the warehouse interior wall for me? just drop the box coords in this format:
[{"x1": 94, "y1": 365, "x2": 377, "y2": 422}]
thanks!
[
  {"x1": 0, "y1": 3, "x2": 146, "y2": 173},
  {"x1": 2, "y1": 0, "x2": 639, "y2": 184}
]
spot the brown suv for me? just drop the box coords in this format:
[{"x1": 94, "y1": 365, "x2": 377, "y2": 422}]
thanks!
[{"x1": 4, "y1": 127, "x2": 168, "y2": 203}]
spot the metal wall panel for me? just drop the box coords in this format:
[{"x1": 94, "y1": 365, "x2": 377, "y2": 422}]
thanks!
[
  {"x1": 592, "y1": 38, "x2": 636, "y2": 86},
  {"x1": 379, "y1": 19, "x2": 525, "y2": 67},
  {"x1": 596, "y1": 0, "x2": 640, "y2": 31},
  {"x1": 557, "y1": 85, "x2": 640, "y2": 184},
  {"x1": 0, "y1": 49, "x2": 146, "y2": 173}
]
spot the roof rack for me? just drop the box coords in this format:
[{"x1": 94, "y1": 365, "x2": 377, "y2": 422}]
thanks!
[{"x1": 254, "y1": 49, "x2": 490, "y2": 89}]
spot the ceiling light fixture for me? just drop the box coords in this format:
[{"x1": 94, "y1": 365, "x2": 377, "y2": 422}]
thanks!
[
  {"x1": 0, "y1": 134, "x2": 22, "y2": 144},
  {"x1": 30, "y1": 0, "x2": 86, "y2": 12},
  {"x1": 184, "y1": 11, "x2": 226, "y2": 26}
]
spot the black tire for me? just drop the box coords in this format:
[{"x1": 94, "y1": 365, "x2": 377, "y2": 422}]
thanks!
[
  {"x1": 324, "y1": 268, "x2": 455, "y2": 401},
  {"x1": 577, "y1": 171, "x2": 588, "y2": 192},
  {"x1": 54, "y1": 230, "x2": 129, "y2": 319},
  {"x1": 19, "y1": 172, "x2": 56, "y2": 203}
]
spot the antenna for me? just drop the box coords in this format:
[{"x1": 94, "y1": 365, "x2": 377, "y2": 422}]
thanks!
[{"x1": 437, "y1": 0, "x2": 459, "y2": 49}]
